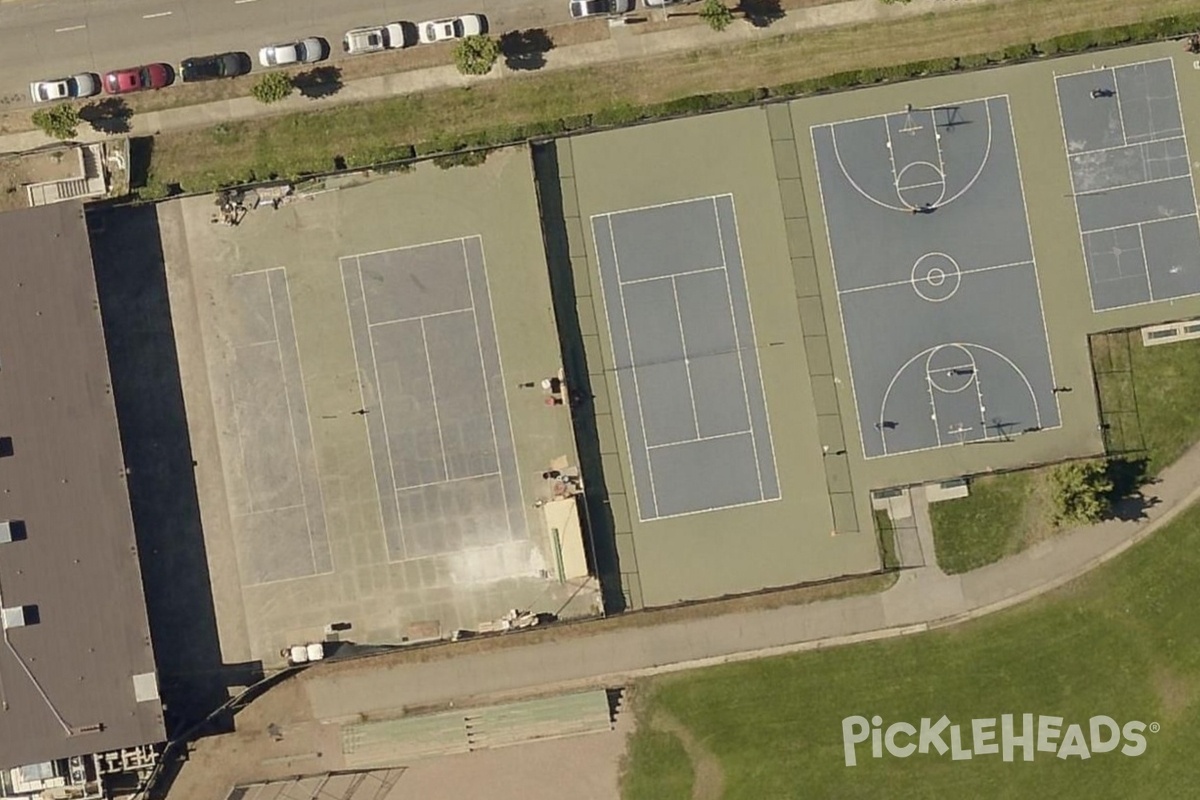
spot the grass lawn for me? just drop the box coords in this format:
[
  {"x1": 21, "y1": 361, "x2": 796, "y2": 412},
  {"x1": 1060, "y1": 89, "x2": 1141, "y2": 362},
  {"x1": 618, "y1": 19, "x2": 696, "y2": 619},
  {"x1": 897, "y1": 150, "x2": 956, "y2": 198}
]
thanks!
[
  {"x1": 620, "y1": 500, "x2": 1200, "y2": 798},
  {"x1": 1091, "y1": 331, "x2": 1200, "y2": 477},
  {"x1": 621, "y1": 718, "x2": 695, "y2": 800},
  {"x1": 928, "y1": 469, "x2": 1048, "y2": 575},
  {"x1": 146, "y1": 0, "x2": 1199, "y2": 191}
]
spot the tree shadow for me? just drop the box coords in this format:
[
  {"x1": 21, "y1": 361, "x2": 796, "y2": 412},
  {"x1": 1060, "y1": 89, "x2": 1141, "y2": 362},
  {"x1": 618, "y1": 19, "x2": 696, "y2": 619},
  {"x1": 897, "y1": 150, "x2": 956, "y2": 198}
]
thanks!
[
  {"x1": 294, "y1": 66, "x2": 343, "y2": 100},
  {"x1": 1105, "y1": 457, "x2": 1160, "y2": 522},
  {"x1": 80, "y1": 97, "x2": 133, "y2": 134},
  {"x1": 499, "y1": 28, "x2": 554, "y2": 71},
  {"x1": 737, "y1": 0, "x2": 783, "y2": 28}
]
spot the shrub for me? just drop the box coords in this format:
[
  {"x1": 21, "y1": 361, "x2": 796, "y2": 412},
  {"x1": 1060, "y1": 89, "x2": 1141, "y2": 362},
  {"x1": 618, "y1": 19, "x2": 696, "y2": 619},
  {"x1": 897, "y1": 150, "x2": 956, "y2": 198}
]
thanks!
[
  {"x1": 699, "y1": 0, "x2": 734, "y2": 31},
  {"x1": 454, "y1": 35, "x2": 501, "y2": 76},
  {"x1": 31, "y1": 103, "x2": 79, "y2": 140},
  {"x1": 1049, "y1": 460, "x2": 1114, "y2": 526},
  {"x1": 251, "y1": 72, "x2": 293, "y2": 104},
  {"x1": 1002, "y1": 43, "x2": 1035, "y2": 61},
  {"x1": 432, "y1": 149, "x2": 490, "y2": 169}
]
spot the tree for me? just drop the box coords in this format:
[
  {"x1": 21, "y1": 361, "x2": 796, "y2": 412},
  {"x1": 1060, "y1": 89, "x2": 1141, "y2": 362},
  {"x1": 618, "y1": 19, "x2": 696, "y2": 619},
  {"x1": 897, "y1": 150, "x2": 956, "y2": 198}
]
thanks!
[
  {"x1": 454, "y1": 34, "x2": 501, "y2": 76},
  {"x1": 251, "y1": 72, "x2": 293, "y2": 104},
  {"x1": 31, "y1": 103, "x2": 79, "y2": 140},
  {"x1": 699, "y1": 0, "x2": 734, "y2": 31},
  {"x1": 1049, "y1": 460, "x2": 1114, "y2": 526}
]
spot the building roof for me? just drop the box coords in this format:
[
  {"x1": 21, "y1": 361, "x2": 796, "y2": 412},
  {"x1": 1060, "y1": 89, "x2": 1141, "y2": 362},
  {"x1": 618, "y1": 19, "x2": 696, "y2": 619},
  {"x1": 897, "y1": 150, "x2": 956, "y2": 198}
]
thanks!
[{"x1": 0, "y1": 202, "x2": 164, "y2": 770}]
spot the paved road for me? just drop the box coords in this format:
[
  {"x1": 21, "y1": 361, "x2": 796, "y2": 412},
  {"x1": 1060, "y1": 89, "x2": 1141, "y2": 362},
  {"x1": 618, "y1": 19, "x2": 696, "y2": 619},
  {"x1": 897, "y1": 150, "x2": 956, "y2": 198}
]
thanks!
[{"x1": 0, "y1": 0, "x2": 565, "y2": 105}]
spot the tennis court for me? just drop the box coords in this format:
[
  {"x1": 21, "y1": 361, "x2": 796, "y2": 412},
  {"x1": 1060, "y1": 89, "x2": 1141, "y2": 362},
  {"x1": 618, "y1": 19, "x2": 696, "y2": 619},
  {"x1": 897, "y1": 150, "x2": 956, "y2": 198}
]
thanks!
[{"x1": 591, "y1": 195, "x2": 780, "y2": 522}]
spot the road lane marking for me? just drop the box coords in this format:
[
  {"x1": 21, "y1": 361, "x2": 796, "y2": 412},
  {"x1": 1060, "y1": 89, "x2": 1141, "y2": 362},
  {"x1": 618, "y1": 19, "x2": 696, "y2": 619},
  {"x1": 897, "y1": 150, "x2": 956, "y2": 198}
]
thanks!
[
  {"x1": 234, "y1": 0, "x2": 259, "y2": 4},
  {"x1": 142, "y1": 11, "x2": 173, "y2": 18},
  {"x1": 54, "y1": 24, "x2": 87, "y2": 32}
]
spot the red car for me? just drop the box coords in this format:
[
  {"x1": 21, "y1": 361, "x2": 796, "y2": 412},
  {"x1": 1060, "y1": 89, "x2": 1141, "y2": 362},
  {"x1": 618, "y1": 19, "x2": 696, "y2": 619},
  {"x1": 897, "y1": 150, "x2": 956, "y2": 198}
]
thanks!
[{"x1": 103, "y1": 63, "x2": 173, "y2": 94}]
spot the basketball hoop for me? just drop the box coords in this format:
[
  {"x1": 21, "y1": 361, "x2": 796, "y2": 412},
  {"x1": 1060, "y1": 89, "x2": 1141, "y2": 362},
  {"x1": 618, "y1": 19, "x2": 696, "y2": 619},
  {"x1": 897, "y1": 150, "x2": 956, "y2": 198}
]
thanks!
[{"x1": 899, "y1": 104, "x2": 923, "y2": 136}]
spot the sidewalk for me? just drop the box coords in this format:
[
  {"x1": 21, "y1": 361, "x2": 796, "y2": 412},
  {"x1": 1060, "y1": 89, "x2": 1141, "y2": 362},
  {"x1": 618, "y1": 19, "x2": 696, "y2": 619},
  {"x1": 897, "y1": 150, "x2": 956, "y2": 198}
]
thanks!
[{"x1": 1, "y1": 0, "x2": 988, "y2": 154}]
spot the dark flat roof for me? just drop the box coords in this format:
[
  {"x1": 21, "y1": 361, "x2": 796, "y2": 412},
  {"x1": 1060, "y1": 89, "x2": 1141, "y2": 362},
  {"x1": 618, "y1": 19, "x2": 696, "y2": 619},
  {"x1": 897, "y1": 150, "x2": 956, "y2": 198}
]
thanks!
[{"x1": 0, "y1": 202, "x2": 163, "y2": 769}]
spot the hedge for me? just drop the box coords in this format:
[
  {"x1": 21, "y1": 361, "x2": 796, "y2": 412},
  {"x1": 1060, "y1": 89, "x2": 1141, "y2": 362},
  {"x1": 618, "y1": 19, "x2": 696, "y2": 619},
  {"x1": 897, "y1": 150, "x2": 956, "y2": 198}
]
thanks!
[{"x1": 139, "y1": 11, "x2": 1200, "y2": 198}]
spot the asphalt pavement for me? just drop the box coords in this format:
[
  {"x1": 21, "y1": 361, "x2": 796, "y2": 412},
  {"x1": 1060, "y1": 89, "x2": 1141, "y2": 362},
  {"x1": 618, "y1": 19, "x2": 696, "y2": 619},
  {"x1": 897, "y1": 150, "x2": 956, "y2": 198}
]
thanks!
[{"x1": 0, "y1": 0, "x2": 564, "y2": 105}]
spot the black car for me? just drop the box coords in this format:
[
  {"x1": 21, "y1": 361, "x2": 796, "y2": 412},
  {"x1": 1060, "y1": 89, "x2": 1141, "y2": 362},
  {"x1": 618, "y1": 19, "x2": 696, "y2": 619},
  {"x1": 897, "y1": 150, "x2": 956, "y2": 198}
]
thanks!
[{"x1": 179, "y1": 52, "x2": 252, "y2": 83}]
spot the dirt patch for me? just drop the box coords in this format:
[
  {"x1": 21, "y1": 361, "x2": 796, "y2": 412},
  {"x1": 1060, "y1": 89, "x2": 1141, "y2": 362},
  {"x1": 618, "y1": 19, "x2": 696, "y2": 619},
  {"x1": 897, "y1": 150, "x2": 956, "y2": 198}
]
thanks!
[
  {"x1": 1153, "y1": 666, "x2": 1197, "y2": 722},
  {"x1": 651, "y1": 712, "x2": 725, "y2": 800}
]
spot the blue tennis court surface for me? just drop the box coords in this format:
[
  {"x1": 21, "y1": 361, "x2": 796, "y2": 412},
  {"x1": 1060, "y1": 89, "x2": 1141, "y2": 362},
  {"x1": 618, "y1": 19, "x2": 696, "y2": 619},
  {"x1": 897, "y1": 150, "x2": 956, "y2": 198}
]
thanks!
[{"x1": 592, "y1": 195, "x2": 779, "y2": 522}]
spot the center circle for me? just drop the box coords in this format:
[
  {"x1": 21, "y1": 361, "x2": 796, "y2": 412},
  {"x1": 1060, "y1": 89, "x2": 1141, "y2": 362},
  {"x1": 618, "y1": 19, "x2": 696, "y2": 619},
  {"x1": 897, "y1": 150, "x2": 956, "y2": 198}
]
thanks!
[{"x1": 910, "y1": 252, "x2": 962, "y2": 303}]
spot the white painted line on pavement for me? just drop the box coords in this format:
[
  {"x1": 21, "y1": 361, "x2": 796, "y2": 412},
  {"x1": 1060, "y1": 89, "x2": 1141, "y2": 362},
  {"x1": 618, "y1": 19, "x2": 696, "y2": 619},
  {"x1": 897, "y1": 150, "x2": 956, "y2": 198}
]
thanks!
[
  {"x1": 54, "y1": 24, "x2": 86, "y2": 33},
  {"x1": 142, "y1": 11, "x2": 173, "y2": 18},
  {"x1": 234, "y1": 0, "x2": 259, "y2": 4}
]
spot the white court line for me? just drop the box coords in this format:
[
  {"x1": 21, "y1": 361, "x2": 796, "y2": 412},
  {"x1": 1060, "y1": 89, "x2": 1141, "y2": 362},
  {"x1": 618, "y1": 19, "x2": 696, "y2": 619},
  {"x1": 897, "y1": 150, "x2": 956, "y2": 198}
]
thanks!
[
  {"x1": 924, "y1": 376, "x2": 942, "y2": 449},
  {"x1": 725, "y1": 197, "x2": 780, "y2": 501},
  {"x1": 397, "y1": 471, "x2": 501, "y2": 493},
  {"x1": 232, "y1": 502, "x2": 308, "y2": 518},
  {"x1": 620, "y1": 265, "x2": 724, "y2": 287},
  {"x1": 1138, "y1": 223, "x2": 1154, "y2": 302},
  {"x1": 809, "y1": 93, "x2": 1011, "y2": 129},
  {"x1": 419, "y1": 318, "x2": 451, "y2": 483},
  {"x1": 142, "y1": 11, "x2": 172, "y2": 18},
  {"x1": 1054, "y1": 56, "x2": 1176, "y2": 82},
  {"x1": 368, "y1": 307, "x2": 471, "y2": 327},
  {"x1": 234, "y1": 0, "x2": 258, "y2": 4},
  {"x1": 1109, "y1": 67, "x2": 1129, "y2": 148},
  {"x1": 883, "y1": 116, "x2": 901, "y2": 206},
  {"x1": 809, "y1": 123, "x2": 869, "y2": 460},
  {"x1": 838, "y1": 259, "x2": 1032, "y2": 296},
  {"x1": 265, "y1": 270, "x2": 319, "y2": 576},
  {"x1": 461, "y1": 237, "x2": 511, "y2": 539},
  {"x1": 340, "y1": 235, "x2": 471, "y2": 263},
  {"x1": 1054, "y1": 70, "x2": 1100, "y2": 314},
  {"x1": 1081, "y1": 212, "x2": 1196, "y2": 237},
  {"x1": 281, "y1": 269, "x2": 334, "y2": 575},
  {"x1": 930, "y1": 107, "x2": 947, "y2": 196},
  {"x1": 897, "y1": 180, "x2": 945, "y2": 192},
  {"x1": 646, "y1": 429, "x2": 751, "y2": 451},
  {"x1": 473, "y1": 236, "x2": 532, "y2": 543},
  {"x1": 358, "y1": 258, "x2": 408, "y2": 560},
  {"x1": 54, "y1": 24, "x2": 86, "y2": 32},
  {"x1": 592, "y1": 192, "x2": 733, "y2": 221},
  {"x1": 670, "y1": 276, "x2": 701, "y2": 441},
  {"x1": 339, "y1": 260, "x2": 392, "y2": 558},
  {"x1": 608, "y1": 220, "x2": 661, "y2": 520},
  {"x1": 1073, "y1": 170, "x2": 1192, "y2": 197},
  {"x1": 1065, "y1": 135, "x2": 1185, "y2": 158},
  {"x1": 712, "y1": 196, "x2": 763, "y2": 501}
]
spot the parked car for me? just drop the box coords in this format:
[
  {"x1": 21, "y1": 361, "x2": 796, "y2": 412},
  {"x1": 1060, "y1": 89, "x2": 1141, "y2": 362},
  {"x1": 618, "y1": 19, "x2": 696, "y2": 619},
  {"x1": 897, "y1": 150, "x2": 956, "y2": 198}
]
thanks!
[
  {"x1": 417, "y1": 14, "x2": 485, "y2": 44},
  {"x1": 258, "y1": 38, "x2": 326, "y2": 67},
  {"x1": 343, "y1": 23, "x2": 410, "y2": 54},
  {"x1": 29, "y1": 73, "x2": 99, "y2": 103},
  {"x1": 569, "y1": 0, "x2": 634, "y2": 18},
  {"x1": 103, "y1": 64, "x2": 173, "y2": 95},
  {"x1": 180, "y1": 52, "x2": 252, "y2": 82}
]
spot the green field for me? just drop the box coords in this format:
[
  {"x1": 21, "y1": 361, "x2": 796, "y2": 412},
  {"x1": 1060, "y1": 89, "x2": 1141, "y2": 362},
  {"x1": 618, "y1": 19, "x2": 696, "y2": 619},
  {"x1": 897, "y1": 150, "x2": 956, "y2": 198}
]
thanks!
[
  {"x1": 1092, "y1": 332, "x2": 1200, "y2": 477},
  {"x1": 929, "y1": 469, "x2": 1044, "y2": 575},
  {"x1": 621, "y1": 501, "x2": 1200, "y2": 798}
]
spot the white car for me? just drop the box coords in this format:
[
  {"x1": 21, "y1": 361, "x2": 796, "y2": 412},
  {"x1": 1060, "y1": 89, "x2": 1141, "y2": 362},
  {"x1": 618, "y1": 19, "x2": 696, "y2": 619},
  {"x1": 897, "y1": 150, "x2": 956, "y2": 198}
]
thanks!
[
  {"x1": 258, "y1": 38, "x2": 326, "y2": 68},
  {"x1": 29, "y1": 73, "x2": 100, "y2": 103},
  {"x1": 417, "y1": 15, "x2": 485, "y2": 44},
  {"x1": 343, "y1": 23, "x2": 409, "y2": 54},
  {"x1": 569, "y1": 0, "x2": 634, "y2": 17}
]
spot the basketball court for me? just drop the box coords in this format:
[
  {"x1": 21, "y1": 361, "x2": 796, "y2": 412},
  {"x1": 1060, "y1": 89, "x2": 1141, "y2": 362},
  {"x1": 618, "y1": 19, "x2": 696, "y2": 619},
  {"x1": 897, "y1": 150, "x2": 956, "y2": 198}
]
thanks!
[
  {"x1": 1055, "y1": 57, "x2": 1200, "y2": 311},
  {"x1": 811, "y1": 95, "x2": 1061, "y2": 458},
  {"x1": 590, "y1": 195, "x2": 780, "y2": 521}
]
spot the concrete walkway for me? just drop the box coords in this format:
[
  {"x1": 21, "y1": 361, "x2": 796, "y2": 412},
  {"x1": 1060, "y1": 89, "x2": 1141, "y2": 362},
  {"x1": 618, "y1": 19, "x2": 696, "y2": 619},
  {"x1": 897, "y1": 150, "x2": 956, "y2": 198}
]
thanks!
[
  {"x1": 162, "y1": 437, "x2": 1200, "y2": 799},
  {"x1": 1, "y1": 0, "x2": 988, "y2": 154}
]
